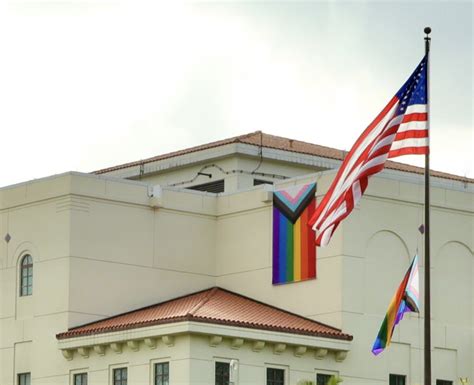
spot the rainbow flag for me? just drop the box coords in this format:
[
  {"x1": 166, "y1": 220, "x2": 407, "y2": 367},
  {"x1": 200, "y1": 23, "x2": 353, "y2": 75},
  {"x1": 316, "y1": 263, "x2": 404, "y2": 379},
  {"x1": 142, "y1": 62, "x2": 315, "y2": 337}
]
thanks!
[
  {"x1": 372, "y1": 254, "x2": 420, "y2": 355},
  {"x1": 272, "y1": 183, "x2": 316, "y2": 285}
]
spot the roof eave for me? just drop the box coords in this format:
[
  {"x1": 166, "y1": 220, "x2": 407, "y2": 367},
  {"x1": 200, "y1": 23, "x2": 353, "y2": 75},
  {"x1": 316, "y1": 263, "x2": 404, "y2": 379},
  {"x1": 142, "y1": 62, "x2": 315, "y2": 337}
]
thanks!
[{"x1": 57, "y1": 320, "x2": 352, "y2": 362}]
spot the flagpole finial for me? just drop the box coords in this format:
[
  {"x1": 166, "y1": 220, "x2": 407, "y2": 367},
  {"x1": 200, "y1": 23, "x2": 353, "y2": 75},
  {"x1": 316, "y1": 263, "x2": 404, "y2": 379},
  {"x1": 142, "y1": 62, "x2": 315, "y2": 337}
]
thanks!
[{"x1": 424, "y1": 27, "x2": 431, "y2": 35}]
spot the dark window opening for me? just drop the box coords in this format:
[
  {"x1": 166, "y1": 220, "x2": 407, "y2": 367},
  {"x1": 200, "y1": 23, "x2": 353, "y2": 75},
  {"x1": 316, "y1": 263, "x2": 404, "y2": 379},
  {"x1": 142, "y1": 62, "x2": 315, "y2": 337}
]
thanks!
[
  {"x1": 18, "y1": 373, "x2": 31, "y2": 385},
  {"x1": 154, "y1": 362, "x2": 169, "y2": 385},
  {"x1": 254, "y1": 179, "x2": 273, "y2": 186},
  {"x1": 74, "y1": 373, "x2": 88, "y2": 385},
  {"x1": 188, "y1": 179, "x2": 224, "y2": 193},
  {"x1": 317, "y1": 374, "x2": 332, "y2": 385},
  {"x1": 267, "y1": 368, "x2": 284, "y2": 385},
  {"x1": 215, "y1": 362, "x2": 230, "y2": 385},
  {"x1": 20, "y1": 255, "x2": 33, "y2": 296},
  {"x1": 113, "y1": 368, "x2": 127, "y2": 385},
  {"x1": 389, "y1": 374, "x2": 406, "y2": 385},
  {"x1": 436, "y1": 381, "x2": 453, "y2": 385}
]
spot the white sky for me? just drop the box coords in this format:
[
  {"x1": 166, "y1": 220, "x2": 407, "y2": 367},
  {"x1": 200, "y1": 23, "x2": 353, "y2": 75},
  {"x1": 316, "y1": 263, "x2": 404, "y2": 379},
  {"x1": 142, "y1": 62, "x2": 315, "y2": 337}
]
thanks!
[{"x1": 0, "y1": 1, "x2": 472, "y2": 187}]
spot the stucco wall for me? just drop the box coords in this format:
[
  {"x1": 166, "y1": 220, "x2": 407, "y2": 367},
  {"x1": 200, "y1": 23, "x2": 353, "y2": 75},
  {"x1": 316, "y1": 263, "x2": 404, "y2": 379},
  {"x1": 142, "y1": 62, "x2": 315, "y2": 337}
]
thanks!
[{"x1": 0, "y1": 164, "x2": 472, "y2": 384}]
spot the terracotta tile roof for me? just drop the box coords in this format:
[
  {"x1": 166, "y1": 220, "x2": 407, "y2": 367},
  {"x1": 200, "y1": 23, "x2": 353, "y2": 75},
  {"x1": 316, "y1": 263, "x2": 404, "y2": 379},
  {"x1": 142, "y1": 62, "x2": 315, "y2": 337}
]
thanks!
[
  {"x1": 56, "y1": 287, "x2": 352, "y2": 341},
  {"x1": 94, "y1": 131, "x2": 472, "y2": 183}
]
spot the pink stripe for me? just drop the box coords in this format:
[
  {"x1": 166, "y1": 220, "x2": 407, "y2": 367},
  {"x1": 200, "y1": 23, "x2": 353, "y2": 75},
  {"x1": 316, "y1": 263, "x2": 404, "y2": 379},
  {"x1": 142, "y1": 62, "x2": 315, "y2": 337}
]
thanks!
[{"x1": 278, "y1": 185, "x2": 310, "y2": 205}]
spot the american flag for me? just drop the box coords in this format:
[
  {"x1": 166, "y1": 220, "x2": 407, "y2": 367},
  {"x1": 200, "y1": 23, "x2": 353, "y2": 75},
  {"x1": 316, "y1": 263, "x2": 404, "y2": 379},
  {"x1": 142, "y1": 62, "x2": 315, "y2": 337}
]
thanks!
[{"x1": 309, "y1": 56, "x2": 429, "y2": 246}]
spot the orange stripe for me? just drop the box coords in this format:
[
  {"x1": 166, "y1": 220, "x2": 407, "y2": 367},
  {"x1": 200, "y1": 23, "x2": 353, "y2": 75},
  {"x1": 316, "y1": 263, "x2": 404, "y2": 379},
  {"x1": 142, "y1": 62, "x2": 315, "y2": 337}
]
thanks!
[{"x1": 300, "y1": 208, "x2": 309, "y2": 280}]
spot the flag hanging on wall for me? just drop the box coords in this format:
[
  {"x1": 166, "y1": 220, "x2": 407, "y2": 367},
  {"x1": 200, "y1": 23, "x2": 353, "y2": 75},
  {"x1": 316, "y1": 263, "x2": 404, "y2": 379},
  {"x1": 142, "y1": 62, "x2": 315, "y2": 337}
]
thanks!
[
  {"x1": 309, "y1": 56, "x2": 429, "y2": 247},
  {"x1": 372, "y1": 254, "x2": 420, "y2": 355},
  {"x1": 272, "y1": 182, "x2": 316, "y2": 285}
]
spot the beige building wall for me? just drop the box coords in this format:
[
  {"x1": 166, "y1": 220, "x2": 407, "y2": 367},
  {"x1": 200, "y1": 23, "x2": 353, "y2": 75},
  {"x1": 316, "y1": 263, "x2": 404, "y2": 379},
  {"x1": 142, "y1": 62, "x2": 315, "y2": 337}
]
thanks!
[{"x1": 1, "y1": 152, "x2": 472, "y2": 385}]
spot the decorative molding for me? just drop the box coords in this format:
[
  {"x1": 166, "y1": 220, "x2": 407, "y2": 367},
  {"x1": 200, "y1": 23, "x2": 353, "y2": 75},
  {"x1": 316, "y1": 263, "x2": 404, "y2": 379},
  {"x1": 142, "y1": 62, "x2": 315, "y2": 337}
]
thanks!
[
  {"x1": 273, "y1": 343, "x2": 286, "y2": 355},
  {"x1": 77, "y1": 347, "x2": 89, "y2": 358},
  {"x1": 93, "y1": 345, "x2": 105, "y2": 356},
  {"x1": 144, "y1": 338, "x2": 157, "y2": 349},
  {"x1": 56, "y1": 321, "x2": 352, "y2": 362},
  {"x1": 294, "y1": 346, "x2": 307, "y2": 357},
  {"x1": 56, "y1": 196, "x2": 90, "y2": 213},
  {"x1": 110, "y1": 342, "x2": 122, "y2": 354},
  {"x1": 209, "y1": 335, "x2": 223, "y2": 347},
  {"x1": 127, "y1": 340, "x2": 139, "y2": 352},
  {"x1": 252, "y1": 341, "x2": 265, "y2": 352},
  {"x1": 61, "y1": 349, "x2": 73, "y2": 360},
  {"x1": 335, "y1": 350, "x2": 348, "y2": 362},
  {"x1": 162, "y1": 335, "x2": 174, "y2": 347},
  {"x1": 231, "y1": 338, "x2": 244, "y2": 350},
  {"x1": 314, "y1": 348, "x2": 328, "y2": 360}
]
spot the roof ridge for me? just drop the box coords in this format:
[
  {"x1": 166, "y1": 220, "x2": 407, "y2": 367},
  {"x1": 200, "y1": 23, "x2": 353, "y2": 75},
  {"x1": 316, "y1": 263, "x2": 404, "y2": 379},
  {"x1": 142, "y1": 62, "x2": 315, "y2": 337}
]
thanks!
[
  {"x1": 235, "y1": 130, "x2": 262, "y2": 142},
  {"x1": 186, "y1": 287, "x2": 219, "y2": 316},
  {"x1": 92, "y1": 131, "x2": 473, "y2": 183}
]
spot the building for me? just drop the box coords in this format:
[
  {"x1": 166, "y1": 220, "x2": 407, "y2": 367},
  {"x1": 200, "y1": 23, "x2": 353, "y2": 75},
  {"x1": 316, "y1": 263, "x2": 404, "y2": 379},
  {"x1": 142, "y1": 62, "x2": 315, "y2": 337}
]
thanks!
[{"x1": 1, "y1": 131, "x2": 472, "y2": 385}]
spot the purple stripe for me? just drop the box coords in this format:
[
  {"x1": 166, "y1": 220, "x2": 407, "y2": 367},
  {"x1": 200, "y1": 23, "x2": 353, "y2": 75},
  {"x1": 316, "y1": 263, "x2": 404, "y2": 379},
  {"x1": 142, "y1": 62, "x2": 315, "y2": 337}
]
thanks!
[{"x1": 272, "y1": 207, "x2": 280, "y2": 284}]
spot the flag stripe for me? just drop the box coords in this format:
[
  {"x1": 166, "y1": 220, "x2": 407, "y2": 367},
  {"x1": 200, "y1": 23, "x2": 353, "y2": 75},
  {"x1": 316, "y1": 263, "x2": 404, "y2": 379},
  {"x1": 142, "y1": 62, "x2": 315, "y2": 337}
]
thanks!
[
  {"x1": 390, "y1": 137, "x2": 429, "y2": 151},
  {"x1": 395, "y1": 130, "x2": 429, "y2": 140},
  {"x1": 307, "y1": 199, "x2": 316, "y2": 278},
  {"x1": 286, "y1": 216, "x2": 294, "y2": 282},
  {"x1": 294, "y1": 217, "x2": 301, "y2": 281},
  {"x1": 389, "y1": 146, "x2": 429, "y2": 158},
  {"x1": 272, "y1": 207, "x2": 280, "y2": 284},
  {"x1": 300, "y1": 208, "x2": 309, "y2": 279},
  {"x1": 278, "y1": 213, "x2": 288, "y2": 283}
]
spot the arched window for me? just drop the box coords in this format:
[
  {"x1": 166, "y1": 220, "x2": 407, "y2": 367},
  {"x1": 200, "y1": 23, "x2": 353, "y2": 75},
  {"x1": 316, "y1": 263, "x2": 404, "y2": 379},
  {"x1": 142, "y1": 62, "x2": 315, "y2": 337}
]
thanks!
[{"x1": 20, "y1": 255, "x2": 33, "y2": 296}]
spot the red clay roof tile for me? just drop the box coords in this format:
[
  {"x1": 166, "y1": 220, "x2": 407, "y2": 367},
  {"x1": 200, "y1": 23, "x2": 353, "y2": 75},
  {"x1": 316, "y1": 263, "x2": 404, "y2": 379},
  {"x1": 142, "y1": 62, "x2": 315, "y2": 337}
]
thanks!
[
  {"x1": 56, "y1": 287, "x2": 352, "y2": 341},
  {"x1": 94, "y1": 131, "x2": 472, "y2": 183}
]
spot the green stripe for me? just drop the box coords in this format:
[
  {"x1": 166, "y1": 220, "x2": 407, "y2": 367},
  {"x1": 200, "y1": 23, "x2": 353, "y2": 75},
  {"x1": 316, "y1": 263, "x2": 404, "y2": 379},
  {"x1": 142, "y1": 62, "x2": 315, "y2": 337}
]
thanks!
[{"x1": 286, "y1": 219, "x2": 294, "y2": 282}]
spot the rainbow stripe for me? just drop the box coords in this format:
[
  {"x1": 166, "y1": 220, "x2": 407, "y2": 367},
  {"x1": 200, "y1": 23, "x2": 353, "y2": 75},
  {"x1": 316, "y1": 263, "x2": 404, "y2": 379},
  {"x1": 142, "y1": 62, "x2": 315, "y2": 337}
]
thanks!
[
  {"x1": 272, "y1": 183, "x2": 316, "y2": 285},
  {"x1": 372, "y1": 254, "x2": 420, "y2": 355}
]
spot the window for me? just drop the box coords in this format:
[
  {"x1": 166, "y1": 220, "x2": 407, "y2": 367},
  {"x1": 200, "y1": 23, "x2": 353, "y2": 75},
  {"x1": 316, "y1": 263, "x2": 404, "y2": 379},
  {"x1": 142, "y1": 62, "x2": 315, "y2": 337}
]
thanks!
[
  {"x1": 20, "y1": 255, "x2": 33, "y2": 296},
  {"x1": 74, "y1": 373, "x2": 88, "y2": 385},
  {"x1": 215, "y1": 362, "x2": 230, "y2": 385},
  {"x1": 154, "y1": 362, "x2": 169, "y2": 385},
  {"x1": 389, "y1": 374, "x2": 406, "y2": 385},
  {"x1": 18, "y1": 373, "x2": 31, "y2": 385},
  {"x1": 317, "y1": 374, "x2": 332, "y2": 385},
  {"x1": 113, "y1": 368, "x2": 127, "y2": 385},
  {"x1": 267, "y1": 368, "x2": 284, "y2": 385},
  {"x1": 436, "y1": 381, "x2": 453, "y2": 385}
]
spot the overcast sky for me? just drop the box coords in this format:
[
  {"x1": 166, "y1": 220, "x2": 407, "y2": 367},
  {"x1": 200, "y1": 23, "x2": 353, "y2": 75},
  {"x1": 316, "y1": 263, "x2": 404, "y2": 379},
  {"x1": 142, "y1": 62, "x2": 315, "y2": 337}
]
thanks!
[{"x1": 0, "y1": 1, "x2": 472, "y2": 187}]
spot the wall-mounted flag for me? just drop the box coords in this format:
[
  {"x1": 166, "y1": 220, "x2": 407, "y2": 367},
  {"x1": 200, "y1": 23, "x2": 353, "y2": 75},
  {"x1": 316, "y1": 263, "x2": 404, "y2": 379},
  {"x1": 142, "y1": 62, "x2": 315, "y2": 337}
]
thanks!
[{"x1": 272, "y1": 183, "x2": 316, "y2": 285}]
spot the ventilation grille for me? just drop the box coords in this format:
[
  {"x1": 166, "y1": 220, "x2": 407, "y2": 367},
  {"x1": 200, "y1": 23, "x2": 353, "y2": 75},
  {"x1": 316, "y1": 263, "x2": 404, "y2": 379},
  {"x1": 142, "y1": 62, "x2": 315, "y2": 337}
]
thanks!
[{"x1": 188, "y1": 179, "x2": 225, "y2": 193}]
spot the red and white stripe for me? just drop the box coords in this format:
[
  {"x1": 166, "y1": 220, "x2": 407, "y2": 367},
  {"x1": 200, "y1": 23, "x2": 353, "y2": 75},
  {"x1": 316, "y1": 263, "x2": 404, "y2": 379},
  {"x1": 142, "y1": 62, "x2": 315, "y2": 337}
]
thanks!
[{"x1": 309, "y1": 97, "x2": 428, "y2": 247}]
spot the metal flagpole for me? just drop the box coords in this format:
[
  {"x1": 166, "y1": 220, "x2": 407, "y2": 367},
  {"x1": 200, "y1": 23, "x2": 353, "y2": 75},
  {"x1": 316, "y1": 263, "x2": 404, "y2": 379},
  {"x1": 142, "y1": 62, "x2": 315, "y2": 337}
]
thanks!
[{"x1": 423, "y1": 26, "x2": 432, "y2": 385}]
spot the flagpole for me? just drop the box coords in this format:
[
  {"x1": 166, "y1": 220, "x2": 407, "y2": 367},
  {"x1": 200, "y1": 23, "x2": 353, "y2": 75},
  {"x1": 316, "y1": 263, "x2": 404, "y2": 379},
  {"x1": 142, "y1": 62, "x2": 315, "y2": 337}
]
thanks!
[{"x1": 423, "y1": 26, "x2": 432, "y2": 385}]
